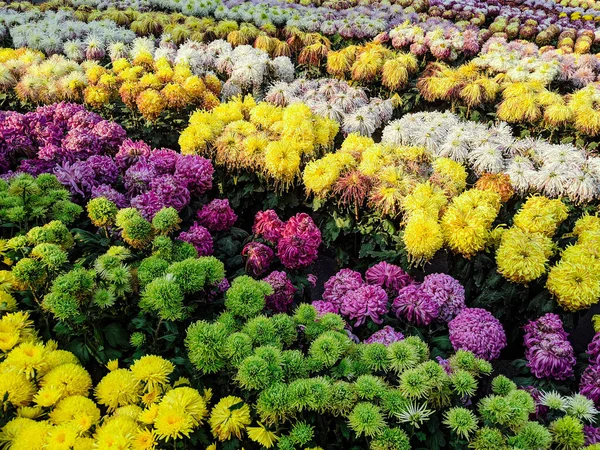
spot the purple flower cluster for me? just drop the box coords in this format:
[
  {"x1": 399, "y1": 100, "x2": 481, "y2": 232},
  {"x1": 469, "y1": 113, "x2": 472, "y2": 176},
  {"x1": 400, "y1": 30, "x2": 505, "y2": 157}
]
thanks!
[
  {"x1": 311, "y1": 300, "x2": 340, "y2": 317},
  {"x1": 197, "y1": 199, "x2": 237, "y2": 232},
  {"x1": 0, "y1": 103, "x2": 216, "y2": 221},
  {"x1": 245, "y1": 210, "x2": 321, "y2": 272},
  {"x1": 340, "y1": 285, "x2": 389, "y2": 327},
  {"x1": 585, "y1": 425, "x2": 600, "y2": 446},
  {"x1": 448, "y1": 308, "x2": 507, "y2": 361},
  {"x1": 178, "y1": 223, "x2": 213, "y2": 256},
  {"x1": 263, "y1": 270, "x2": 297, "y2": 313},
  {"x1": 523, "y1": 314, "x2": 575, "y2": 380},
  {"x1": 364, "y1": 325, "x2": 404, "y2": 346},
  {"x1": 580, "y1": 332, "x2": 600, "y2": 405},
  {"x1": 366, "y1": 261, "x2": 412, "y2": 294},
  {"x1": 392, "y1": 273, "x2": 465, "y2": 325}
]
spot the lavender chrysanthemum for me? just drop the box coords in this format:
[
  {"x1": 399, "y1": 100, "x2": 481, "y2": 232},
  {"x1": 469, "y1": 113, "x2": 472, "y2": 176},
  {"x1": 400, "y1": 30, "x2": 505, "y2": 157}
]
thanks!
[
  {"x1": 323, "y1": 269, "x2": 364, "y2": 309},
  {"x1": 340, "y1": 284, "x2": 389, "y2": 327},
  {"x1": 448, "y1": 308, "x2": 507, "y2": 361},
  {"x1": 197, "y1": 199, "x2": 237, "y2": 232},
  {"x1": 178, "y1": 223, "x2": 213, "y2": 256},
  {"x1": 420, "y1": 273, "x2": 466, "y2": 322},
  {"x1": 364, "y1": 325, "x2": 404, "y2": 346}
]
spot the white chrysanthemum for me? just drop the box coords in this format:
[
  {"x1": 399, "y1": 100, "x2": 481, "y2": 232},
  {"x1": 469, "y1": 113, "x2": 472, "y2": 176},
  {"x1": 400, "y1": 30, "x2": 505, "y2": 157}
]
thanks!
[
  {"x1": 381, "y1": 119, "x2": 407, "y2": 146},
  {"x1": 469, "y1": 144, "x2": 506, "y2": 174},
  {"x1": 309, "y1": 100, "x2": 345, "y2": 123},
  {"x1": 534, "y1": 167, "x2": 572, "y2": 198},
  {"x1": 565, "y1": 394, "x2": 598, "y2": 423},
  {"x1": 567, "y1": 171, "x2": 598, "y2": 204},
  {"x1": 265, "y1": 81, "x2": 292, "y2": 107},
  {"x1": 271, "y1": 56, "x2": 295, "y2": 83},
  {"x1": 108, "y1": 41, "x2": 129, "y2": 61},
  {"x1": 342, "y1": 109, "x2": 378, "y2": 137},
  {"x1": 231, "y1": 57, "x2": 266, "y2": 88},
  {"x1": 129, "y1": 37, "x2": 155, "y2": 58},
  {"x1": 154, "y1": 47, "x2": 177, "y2": 65},
  {"x1": 539, "y1": 391, "x2": 568, "y2": 411}
]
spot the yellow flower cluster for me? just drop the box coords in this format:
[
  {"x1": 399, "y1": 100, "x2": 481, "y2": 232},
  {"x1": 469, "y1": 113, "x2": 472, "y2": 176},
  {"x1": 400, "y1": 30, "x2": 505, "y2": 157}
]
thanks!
[
  {"x1": 0, "y1": 337, "x2": 211, "y2": 450},
  {"x1": 179, "y1": 95, "x2": 339, "y2": 188},
  {"x1": 495, "y1": 196, "x2": 568, "y2": 284},
  {"x1": 327, "y1": 43, "x2": 419, "y2": 90},
  {"x1": 0, "y1": 270, "x2": 17, "y2": 315},
  {"x1": 84, "y1": 56, "x2": 221, "y2": 121},
  {"x1": 547, "y1": 214, "x2": 600, "y2": 311},
  {"x1": 0, "y1": 48, "x2": 221, "y2": 122}
]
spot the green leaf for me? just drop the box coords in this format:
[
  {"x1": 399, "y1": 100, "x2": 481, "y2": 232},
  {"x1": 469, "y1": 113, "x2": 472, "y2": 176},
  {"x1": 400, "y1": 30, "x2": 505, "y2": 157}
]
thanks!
[{"x1": 103, "y1": 323, "x2": 130, "y2": 349}]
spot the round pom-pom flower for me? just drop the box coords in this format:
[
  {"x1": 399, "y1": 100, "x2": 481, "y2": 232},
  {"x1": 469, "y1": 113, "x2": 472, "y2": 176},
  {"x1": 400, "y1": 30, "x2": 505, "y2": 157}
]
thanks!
[
  {"x1": 225, "y1": 276, "x2": 273, "y2": 318},
  {"x1": 197, "y1": 199, "x2": 237, "y2": 232},
  {"x1": 420, "y1": 273, "x2": 466, "y2": 322},
  {"x1": 253, "y1": 210, "x2": 284, "y2": 243},
  {"x1": 364, "y1": 326, "x2": 404, "y2": 346},
  {"x1": 348, "y1": 402, "x2": 386, "y2": 438},
  {"x1": 277, "y1": 213, "x2": 321, "y2": 269},
  {"x1": 340, "y1": 285, "x2": 389, "y2": 327},
  {"x1": 178, "y1": 223, "x2": 213, "y2": 256},
  {"x1": 448, "y1": 308, "x2": 507, "y2": 361},
  {"x1": 323, "y1": 269, "x2": 364, "y2": 309},
  {"x1": 393, "y1": 284, "x2": 439, "y2": 326},
  {"x1": 366, "y1": 261, "x2": 412, "y2": 294},
  {"x1": 86, "y1": 197, "x2": 117, "y2": 228}
]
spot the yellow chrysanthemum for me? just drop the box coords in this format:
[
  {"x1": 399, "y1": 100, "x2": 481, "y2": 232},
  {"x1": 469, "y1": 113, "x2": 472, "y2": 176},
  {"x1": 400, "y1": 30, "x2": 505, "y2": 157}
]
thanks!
[
  {"x1": 41, "y1": 363, "x2": 91, "y2": 399},
  {"x1": 130, "y1": 355, "x2": 174, "y2": 393},
  {"x1": 0, "y1": 371, "x2": 36, "y2": 406},
  {"x1": 430, "y1": 157, "x2": 467, "y2": 196},
  {"x1": 10, "y1": 420, "x2": 52, "y2": 450},
  {"x1": 34, "y1": 384, "x2": 64, "y2": 407},
  {"x1": 0, "y1": 417, "x2": 35, "y2": 446},
  {"x1": 46, "y1": 424, "x2": 78, "y2": 450},
  {"x1": 153, "y1": 405, "x2": 194, "y2": 441},
  {"x1": 83, "y1": 86, "x2": 110, "y2": 108},
  {"x1": 136, "y1": 89, "x2": 167, "y2": 122},
  {"x1": 2, "y1": 341, "x2": 47, "y2": 379},
  {"x1": 132, "y1": 428, "x2": 156, "y2": 450},
  {"x1": 94, "y1": 416, "x2": 138, "y2": 448},
  {"x1": 107, "y1": 359, "x2": 119, "y2": 371},
  {"x1": 264, "y1": 141, "x2": 301, "y2": 185},
  {"x1": 402, "y1": 182, "x2": 447, "y2": 219},
  {"x1": 49, "y1": 395, "x2": 101, "y2": 432},
  {"x1": 340, "y1": 133, "x2": 375, "y2": 157},
  {"x1": 140, "y1": 404, "x2": 160, "y2": 425},
  {"x1": 592, "y1": 315, "x2": 600, "y2": 333},
  {"x1": 403, "y1": 213, "x2": 444, "y2": 264},
  {"x1": 0, "y1": 291, "x2": 16, "y2": 312},
  {"x1": 303, "y1": 157, "x2": 342, "y2": 197},
  {"x1": 158, "y1": 387, "x2": 208, "y2": 426},
  {"x1": 209, "y1": 396, "x2": 251, "y2": 441},
  {"x1": 95, "y1": 368, "x2": 141, "y2": 412},
  {"x1": 115, "y1": 404, "x2": 144, "y2": 421},
  {"x1": 16, "y1": 405, "x2": 43, "y2": 419},
  {"x1": 247, "y1": 423, "x2": 279, "y2": 448},
  {"x1": 496, "y1": 228, "x2": 554, "y2": 284},
  {"x1": 512, "y1": 196, "x2": 568, "y2": 237},
  {"x1": 0, "y1": 270, "x2": 15, "y2": 292}
]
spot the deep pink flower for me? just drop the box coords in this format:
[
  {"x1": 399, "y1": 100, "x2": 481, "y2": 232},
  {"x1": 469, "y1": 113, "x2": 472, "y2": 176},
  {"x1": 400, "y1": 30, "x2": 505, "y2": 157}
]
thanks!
[
  {"x1": 311, "y1": 300, "x2": 339, "y2": 316},
  {"x1": 364, "y1": 325, "x2": 404, "y2": 346},
  {"x1": 242, "y1": 242, "x2": 274, "y2": 277},
  {"x1": 178, "y1": 223, "x2": 213, "y2": 256},
  {"x1": 263, "y1": 270, "x2": 296, "y2": 313},
  {"x1": 197, "y1": 199, "x2": 237, "y2": 232},
  {"x1": 115, "y1": 139, "x2": 152, "y2": 169},
  {"x1": 392, "y1": 284, "x2": 439, "y2": 326},
  {"x1": 323, "y1": 269, "x2": 364, "y2": 309},
  {"x1": 253, "y1": 210, "x2": 284, "y2": 243},
  {"x1": 340, "y1": 284, "x2": 389, "y2": 327},
  {"x1": 365, "y1": 261, "x2": 412, "y2": 294}
]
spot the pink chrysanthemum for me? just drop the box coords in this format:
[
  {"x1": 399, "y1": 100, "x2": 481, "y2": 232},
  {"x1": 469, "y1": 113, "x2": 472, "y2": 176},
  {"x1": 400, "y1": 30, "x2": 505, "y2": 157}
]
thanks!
[{"x1": 340, "y1": 285, "x2": 389, "y2": 327}]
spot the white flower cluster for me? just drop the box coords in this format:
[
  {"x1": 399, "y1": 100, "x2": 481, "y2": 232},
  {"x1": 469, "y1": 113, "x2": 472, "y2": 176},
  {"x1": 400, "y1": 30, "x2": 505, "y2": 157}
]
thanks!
[
  {"x1": 383, "y1": 111, "x2": 600, "y2": 202},
  {"x1": 121, "y1": 37, "x2": 294, "y2": 99},
  {"x1": 0, "y1": 10, "x2": 135, "y2": 56},
  {"x1": 70, "y1": 0, "x2": 152, "y2": 9},
  {"x1": 265, "y1": 79, "x2": 393, "y2": 137}
]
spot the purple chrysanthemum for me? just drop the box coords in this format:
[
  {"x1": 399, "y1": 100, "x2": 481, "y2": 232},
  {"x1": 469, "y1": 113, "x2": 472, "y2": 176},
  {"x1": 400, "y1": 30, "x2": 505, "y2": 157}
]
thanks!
[
  {"x1": 580, "y1": 365, "x2": 600, "y2": 405},
  {"x1": 420, "y1": 273, "x2": 466, "y2": 322},
  {"x1": 86, "y1": 155, "x2": 119, "y2": 185},
  {"x1": 115, "y1": 139, "x2": 152, "y2": 169},
  {"x1": 277, "y1": 213, "x2": 321, "y2": 270},
  {"x1": 584, "y1": 425, "x2": 600, "y2": 445},
  {"x1": 323, "y1": 269, "x2": 365, "y2": 309},
  {"x1": 392, "y1": 284, "x2": 439, "y2": 326},
  {"x1": 448, "y1": 308, "x2": 507, "y2": 361},
  {"x1": 149, "y1": 175, "x2": 190, "y2": 212},
  {"x1": 148, "y1": 148, "x2": 180, "y2": 175},
  {"x1": 364, "y1": 325, "x2": 404, "y2": 346},
  {"x1": 242, "y1": 242, "x2": 274, "y2": 277},
  {"x1": 196, "y1": 199, "x2": 237, "y2": 232},
  {"x1": 253, "y1": 210, "x2": 284, "y2": 243},
  {"x1": 174, "y1": 155, "x2": 214, "y2": 195},
  {"x1": 131, "y1": 191, "x2": 165, "y2": 220},
  {"x1": 54, "y1": 160, "x2": 98, "y2": 197},
  {"x1": 340, "y1": 284, "x2": 389, "y2": 327},
  {"x1": 91, "y1": 120, "x2": 127, "y2": 152},
  {"x1": 311, "y1": 300, "x2": 339, "y2": 316},
  {"x1": 178, "y1": 223, "x2": 213, "y2": 256},
  {"x1": 91, "y1": 185, "x2": 129, "y2": 208},
  {"x1": 263, "y1": 270, "x2": 297, "y2": 313},
  {"x1": 587, "y1": 333, "x2": 600, "y2": 366},
  {"x1": 365, "y1": 261, "x2": 412, "y2": 293},
  {"x1": 123, "y1": 160, "x2": 156, "y2": 197}
]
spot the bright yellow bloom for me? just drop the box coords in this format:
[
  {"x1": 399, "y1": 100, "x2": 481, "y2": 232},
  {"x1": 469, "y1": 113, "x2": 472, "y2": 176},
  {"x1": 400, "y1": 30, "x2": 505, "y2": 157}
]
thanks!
[
  {"x1": 512, "y1": 196, "x2": 568, "y2": 237},
  {"x1": 46, "y1": 424, "x2": 78, "y2": 450},
  {"x1": 209, "y1": 396, "x2": 251, "y2": 441},
  {"x1": 247, "y1": 423, "x2": 279, "y2": 448},
  {"x1": 153, "y1": 405, "x2": 194, "y2": 441},
  {"x1": 159, "y1": 387, "x2": 208, "y2": 426},
  {"x1": 83, "y1": 86, "x2": 110, "y2": 108},
  {"x1": 107, "y1": 359, "x2": 119, "y2": 371},
  {"x1": 132, "y1": 428, "x2": 156, "y2": 450},
  {"x1": 431, "y1": 158, "x2": 467, "y2": 196},
  {"x1": 0, "y1": 270, "x2": 15, "y2": 292},
  {"x1": 16, "y1": 406, "x2": 43, "y2": 419},
  {"x1": 41, "y1": 363, "x2": 92, "y2": 399},
  {"x1": 95, "y1": 368, "x2": 141, "y2": 412},
  {"x1": 130, "y1": 355, "x2": 174, "y2": 393},
  {"x1": 403, "y1": 213, "x2": 444, "y2": 264},
  {"x1": 10, "y1": 420, "x2": 52, "y2": 450},
  {"x1": 593, "y1": 315, "x2": 600, "y2": 333},
  {"x1": 94, "y1": 416, "x2": 138, "y2": 448},
  {"x1": 2, "y1": 341, "x2": 47, "y2": 379},
  {"x1": 0, "y1": 371, "x2": 36, "y2": 406},
  {"x1": 49, "y1": 395, "x2": 101, "y2": 433},
  {"x1": 402, "y1": 182, "x2": 447, "y2": 219},
  {"x1": 496, "y1": 228, "x2": 553, "y2": 284},
  {"x1": 34, "y1": 384, "x2": 64, "y2": 407},
  {"x1": 136, "y1": 89, "x2": 167, "y2": 122},
  {"x1": 140, "y1": 404, "x2": 160, "y2": 424},
  {"x1": 0, "y1": 291, "x2": 16, "y2": 312}
]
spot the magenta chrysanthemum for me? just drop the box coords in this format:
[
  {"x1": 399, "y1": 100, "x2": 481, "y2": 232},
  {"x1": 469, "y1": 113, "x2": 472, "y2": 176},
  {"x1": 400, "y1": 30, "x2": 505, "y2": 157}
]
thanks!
[
  {"x1": 580, "y1": 365, "x2": 600, "y2": 405},
  {"x1": 263, "y1": 270, "x2": 296, "y2": 313},
  {"x1": 174, "y1": 155, "x2": 214, "y2": 195},
  {"x1": 242, "y1": 242, "x2": 274, "y2": 277},
  {"x1": 277, "y1": 213, "x2": 321, "y2": 270},
  {"x1": 364, "y1": 325, "x2": 404, "y2": 346},
  {"x1": 420, "y1": 273, "x2": 466, "y2": 322},
  {"x1": 392, "y1": 284, "x2": 439, "y2": 326},
  {"x1": 178, "y1": 223, "x2": 213, "y2": 256},
  {"x1": 253, "y1": 210, "x2": 284, "y2": 243},
  {"x1": 311, "y1": 300, "x2": 339, "y2": 316},
  {"x1": 115, "y1": 139, "x2": 152, "y2": 169},
  {"x1": 196, "y1": 199, "x2": 237, "y2": 232},
  {"x1": 448, "y1": 308, "x2": 507, "y2": 361},
  {"x1": 340, "y1": 285, "x2": 389, "y2": 327},
  {"x1": 365, "y1": 261, "x2": 412, "y2": 293},
  {"x1": 323, "y1": 269, "x2": 364, "y2": 309}
]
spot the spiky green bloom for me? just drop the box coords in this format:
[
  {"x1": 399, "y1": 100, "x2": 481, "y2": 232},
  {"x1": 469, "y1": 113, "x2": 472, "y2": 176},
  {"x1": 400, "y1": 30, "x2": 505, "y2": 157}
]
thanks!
[
  {"x1": 7, "y1": 235, "x2": 27, "y2": 251},
  {"x1": 242, "y1": 315, "x2": 279, "y2": 347},
  {"x1": 52, "y1": 200, "x2": 83, "y2": 224},
  {"x1": 42, "y1": 292, "x2": 80, "y2": 321},
  {"x1": 395, "y1": 401, "x2": 433, "y2": 428},
  {"x1": 5, "y1": 206, "x2": 25, "y2": 223},
  {"x1": 293, "y1": 304, "x2": 317, "y2": 325},
  {"x1": 403, "y1": 336, "x2": 429, "y2": 362},
  {"x1": 491, "y1": 375, "x2": 516, "y2": 396},
  {"x1": 565, "y1": 394, "x2": 598, "y2": 423},
  {"x1": 288, "y1": 421, "x2": 314, "y2": 446},
  {"x1": 271, "y1": 314, "x2": 297, "y2": 347},
  {"x1": 360, "y1": 343, "x2": 389, "y2": 372},
  {"x1": 327, "y1": 381, "x2": 358, "y2": 416},
  {"x1": 137, "y1": 256, "x2": 169, "y2": 288},
  {"x1": 121, "y1": 215, "x2": 153, "y2": 249},
  {"x1": 318, "y1": 313, "x2": 346, "y2": 332},
  {"x1": 30, "y1": 243, "x2": 68, "y2": 270},
  {"x1": 468, "y1": 427, "x2": 507, "y2": 450},
  {"x1": 87, "y1": 197, "x2": 118, "y2": 227},
  {"x1": 225, "y1": 276, "x2": 272, "y2": 318},
  {"x1": 478, "y1": 390, "x2": 534, "y2": 430},
  {"x1": 151, "y1": 207, "x2": 181, "y2": 235},
  {"x1": 475, "y1": 358, "x2": 493, "y2": 376},
  {"x1": 288, "y1": 377, "x2": 332, "y2": 412},
  {"x1": 185, "y1": 320, "x2": 229, "y2": 374},
  {"x1": 540, "y1": 391, "x2": 567, "y2": 411},
  {"x1": 256, "y1": 382, "x2": 290, "y2": 424},
  {"x1": 370, "y1": 427, "x2": 411, "y2": 450},
  {"x1": 380, "y1": 389, "x2": 409, "y2": 417},
  {"x1": 508, "y1": 421, "x2": 551, "y2": 450},
  {"x1": 130, "y1": 332, "x2": 146, "y2": 348},
  {"x1": 95, "y1": 254, "x2": 123, "y2": 277},
  {"x1": 449, "y1": 350, "x2": 477, "y2": 373},
  {"x1": 277, "y1": 436, "x2": 295, "y2": 450},
  {"x1": 93, "y1": 288, "x2": 116, "y2": 308},
  {"x1": 419, "y1": 360, "x2": 449, "y2": 389},
  {"x1": 35, "y1": 173, "x2": 62, "y2": 190},
  {"x1": 152, "y1": 235, "x2": 174, "y2": 261},
  {"x1": 168, "y1": 258, "x2": 206, "y2": 294},
  {"x1": 197, "y1": 256, "x2": 225, "y2": 285},
  {"x1": 140, "y1": 275, "x2": 185, "y2": 321},
  {"x1": 444, "y1": 407, "x2": 478, "y2": 439},
  {"x1": 216, "y1": 311, "x2": 239, "y2": 334},
  {"x1": 254, "y1": 346, "x2": 283, "y2": 367},
  {"x1": 106, "y1": 246, "x2": 130, "y2": 260},
  {"x1": 549, "y1": 416, "x2": 585, "y2": 450},
  {"x1": 348, "y1": 402, "x2": 386, "y2": 438},
  {"x1": 354, "y1": 375, "x2": 387, "y2": 401},
  {"x1": 26, "y1": 221, "x2": 73, "y2": 249},
  {"x1": 236, "y1": 355, "x2": 282, "y2": 391},
  {"x1": 450, "y1": 369, "x2": 478, "y2": 398},
  {"x1": 225, "y1": 332, "x2": 253, "y2": 366},
  {"x1": 51, "y1": 267, "x2": 95, "y2": 298},
  {"x1": 281, "y1": 350, "x2": 308, "y2": 382},
  {"x1": 387, "y1": 340, "x2": 419, "y2": 374},
  {"x1": 309, "y1": 331, "x2": 346, "y2": 368},
  {"x1": 104, "y1": 264, "x2": 132, "y2": 297},
  {"x1": 115, "y1": 208, "x2": 140, "y2": 228},
  {"x1": 172, "y1": 240, "x2": 198, "y2": 262},
  {"x1": 398, "y1": 367, "x2": 431, "y2": 399}
]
